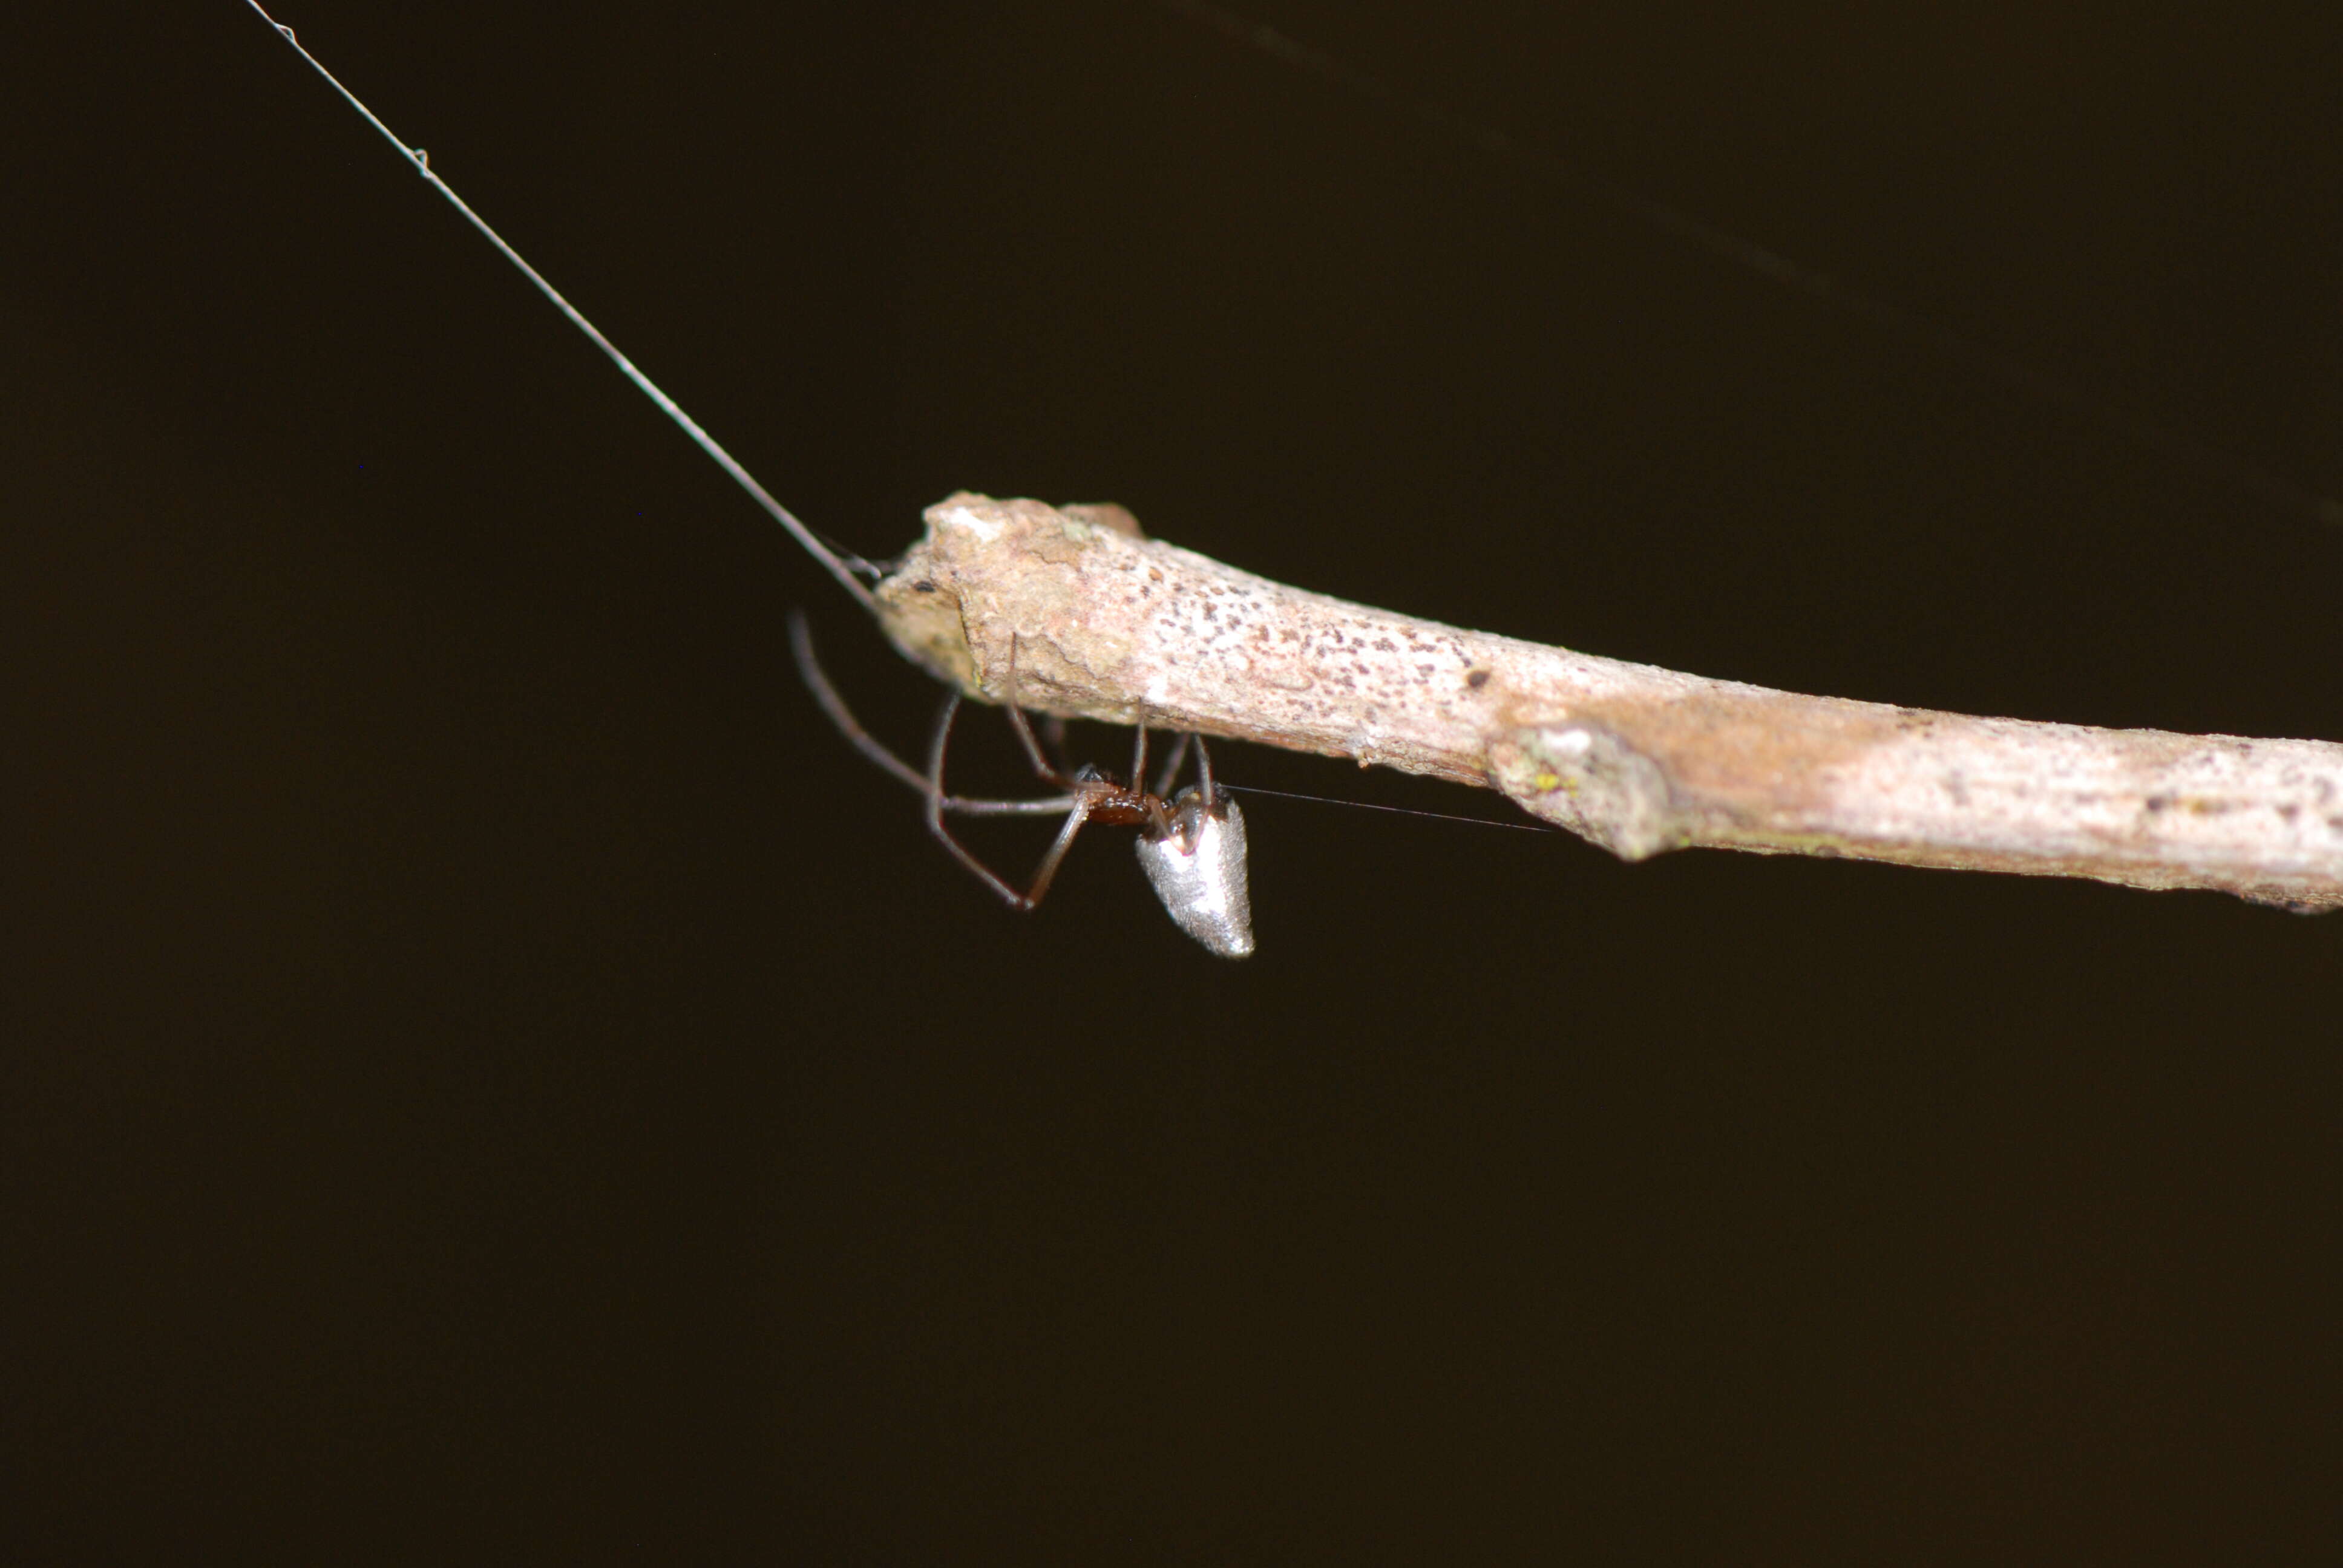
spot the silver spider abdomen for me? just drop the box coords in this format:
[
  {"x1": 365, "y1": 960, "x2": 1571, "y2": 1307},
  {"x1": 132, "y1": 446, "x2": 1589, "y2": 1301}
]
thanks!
[{"x1": 1135, "y1": 791, "x2": 1254, "y2": 958}]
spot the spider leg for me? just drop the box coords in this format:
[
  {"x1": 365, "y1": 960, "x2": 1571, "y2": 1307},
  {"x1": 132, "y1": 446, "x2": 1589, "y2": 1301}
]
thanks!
[
  {"x1": 800, "y1": 614, "x2": 1107, "y2": 911},
  {"x1": 1150, "y1": 732, "x2": 1193, "y2": 799},
  {"x1": 993, "y1": 634, "x2": 1076, "y2": 788},
  {"x1": 1129, "y1": 720, "x2": 1148, "y2": 787},
  {"x1": 1020, "y1": 795, "x2": 1098, "y2": 909},
  {"x1": 789, "y1": 610, "x2": 1069, "y2": 816},
  {"x1": 922, "y1": 690, "x2": 1099, "y2": 909},
  {"x1": 1131, "y1": 722, "x2": 1176, "y2": 837},
  {"x1": 998, "y1": 700, "x2": 1068, "y2": 788}
]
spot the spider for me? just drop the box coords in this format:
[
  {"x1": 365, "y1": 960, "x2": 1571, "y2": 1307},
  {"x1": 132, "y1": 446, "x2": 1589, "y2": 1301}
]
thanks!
[{"x1": 788, "y1": 612, "x2": 1254, "y2": 958}]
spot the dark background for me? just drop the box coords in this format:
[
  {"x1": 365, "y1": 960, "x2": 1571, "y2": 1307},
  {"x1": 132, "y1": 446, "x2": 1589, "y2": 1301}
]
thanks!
[{"x1": 7, "y1": 1, "x2": 2341, "y2": 1559}]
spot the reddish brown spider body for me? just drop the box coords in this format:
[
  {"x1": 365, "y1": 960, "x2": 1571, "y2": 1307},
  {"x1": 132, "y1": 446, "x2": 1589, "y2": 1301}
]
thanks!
[{"x1": 1061, "y1": 769, "x2": 1173, "y2": 835}]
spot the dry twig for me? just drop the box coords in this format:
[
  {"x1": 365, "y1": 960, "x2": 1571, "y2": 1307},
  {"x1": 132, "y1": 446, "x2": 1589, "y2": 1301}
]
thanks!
[{"x1": 875, "y1": 494, "x2": 2343, "y2": 913}]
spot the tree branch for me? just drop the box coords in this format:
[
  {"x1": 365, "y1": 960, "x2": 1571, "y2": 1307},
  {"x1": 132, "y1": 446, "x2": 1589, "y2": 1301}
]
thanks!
[{"x1": 871, "y1": 494, "x2": 2343, "y2": 912}]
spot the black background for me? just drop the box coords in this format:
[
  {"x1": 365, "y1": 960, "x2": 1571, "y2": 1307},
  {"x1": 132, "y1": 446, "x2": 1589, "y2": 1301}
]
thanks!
[{"x1": 8, "y1": 1, "x2": 2342, "y2": 1560}]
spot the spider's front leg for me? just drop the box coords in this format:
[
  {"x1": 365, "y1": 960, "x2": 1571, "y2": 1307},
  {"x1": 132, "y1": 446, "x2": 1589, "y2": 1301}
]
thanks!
[{"x1": 921, "y1": 690, "x2": 1095, "y2": 911}]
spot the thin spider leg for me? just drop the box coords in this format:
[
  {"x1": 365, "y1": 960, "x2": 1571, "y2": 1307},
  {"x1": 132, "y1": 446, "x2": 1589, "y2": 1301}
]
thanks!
[
  {"x1": 1150, "y1": 732, "x2": 1193, "y2": 798},
  {"x1": 1194, "y1": 736, "x2": 1218, "y2": 809},
  {"x1": 1021, "y1": 795, "x2": 1098, "y2": 909},
  {"x1": 923, "y1": 692, "x2": 1072, "y2": 906},
  {"x1": 997, "y1": 633, "x2": 1071, "y2": 785},
  {"x1": 942, "y1": 791, "x2": 1081, "y2": 819},
  {"x1": 1129, "y1": 721, "x2": 1150, "y2": 789},
  {"x1": 999, "y1": 701, "x2": 1068, "y2": 787},
  {"x1": 788, "y1": 610, "x2": 1070, "y2": 815}
]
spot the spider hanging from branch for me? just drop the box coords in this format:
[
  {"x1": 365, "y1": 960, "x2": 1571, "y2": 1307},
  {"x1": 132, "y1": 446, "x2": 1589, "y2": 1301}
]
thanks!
[{"x1": 788, "y1": 612, "x2": 1255, "y2": 958}]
